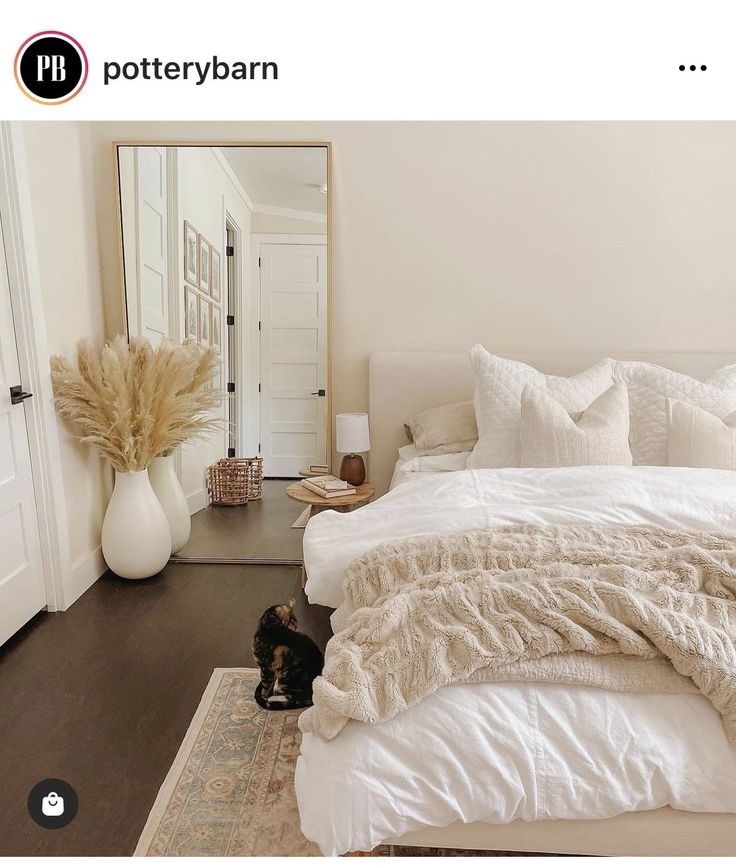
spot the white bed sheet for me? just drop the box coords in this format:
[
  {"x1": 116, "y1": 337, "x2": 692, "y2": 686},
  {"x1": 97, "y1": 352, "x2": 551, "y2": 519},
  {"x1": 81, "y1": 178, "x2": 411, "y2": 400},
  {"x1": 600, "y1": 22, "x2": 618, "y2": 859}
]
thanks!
[
  {"x1": 389, "y1": 447, "x2": 471, "y2": 489},
  {"x1": 297, "y1": 466, "x2": 736, "y2": 854}
]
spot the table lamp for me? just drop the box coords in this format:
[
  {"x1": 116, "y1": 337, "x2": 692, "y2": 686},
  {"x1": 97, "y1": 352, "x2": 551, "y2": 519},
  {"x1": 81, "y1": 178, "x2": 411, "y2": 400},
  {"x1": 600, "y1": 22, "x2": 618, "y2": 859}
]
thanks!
[{"x1": 336, "y1": 413, "x2": 370, "y2": 486}]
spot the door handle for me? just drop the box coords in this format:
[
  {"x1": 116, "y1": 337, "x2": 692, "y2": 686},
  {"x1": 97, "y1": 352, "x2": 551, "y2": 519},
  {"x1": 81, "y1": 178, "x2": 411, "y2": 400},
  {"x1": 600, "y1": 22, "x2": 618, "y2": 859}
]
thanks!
[
  {"x1": 10, "y1": 385, "x2": 33, "y2": 405},
  {"x1": 310, "y1": 389, "x2": 326, "y2": 397}
]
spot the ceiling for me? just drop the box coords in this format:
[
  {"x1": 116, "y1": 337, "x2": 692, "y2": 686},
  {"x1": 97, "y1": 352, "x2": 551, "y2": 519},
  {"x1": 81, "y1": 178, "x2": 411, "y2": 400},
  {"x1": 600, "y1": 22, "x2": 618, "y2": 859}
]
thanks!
[{"x1": 219, "y1": 146, "x2": 327, "y2": 216}]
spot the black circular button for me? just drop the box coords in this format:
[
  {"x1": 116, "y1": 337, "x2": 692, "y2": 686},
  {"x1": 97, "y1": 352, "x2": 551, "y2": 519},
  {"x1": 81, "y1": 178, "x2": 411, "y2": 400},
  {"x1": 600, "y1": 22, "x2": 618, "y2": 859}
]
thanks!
[{"x1": 27, "y1": 779, "x2": 78, "y2": 829}]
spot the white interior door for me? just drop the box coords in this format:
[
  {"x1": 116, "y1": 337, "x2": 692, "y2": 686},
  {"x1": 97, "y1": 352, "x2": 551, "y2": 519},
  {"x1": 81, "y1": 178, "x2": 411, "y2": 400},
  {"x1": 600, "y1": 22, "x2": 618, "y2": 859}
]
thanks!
[
  {"x1": 134, "y1": 146, "x2": 169, "y2": 346},
  {"x1": 0, "y1": 218, "x2": 46, "y2": 645},
  {"x1": 259, "y1": 243, "x2": 327, "y2": 477}
]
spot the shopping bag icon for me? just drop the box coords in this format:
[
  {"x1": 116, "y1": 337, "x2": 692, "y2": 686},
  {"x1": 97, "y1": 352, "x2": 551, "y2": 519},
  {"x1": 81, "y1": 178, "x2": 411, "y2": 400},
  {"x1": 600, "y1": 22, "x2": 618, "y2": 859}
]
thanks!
[{"x1": 41, "y1": 792, "x2": 64, "y2": 816}]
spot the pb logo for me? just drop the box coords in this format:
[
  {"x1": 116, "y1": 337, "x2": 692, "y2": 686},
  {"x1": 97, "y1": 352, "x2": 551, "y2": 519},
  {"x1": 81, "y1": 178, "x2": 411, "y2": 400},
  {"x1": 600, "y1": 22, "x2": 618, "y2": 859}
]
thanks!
[{"x1": 15, "y1": 32, "x2": 88, "y2": 104}]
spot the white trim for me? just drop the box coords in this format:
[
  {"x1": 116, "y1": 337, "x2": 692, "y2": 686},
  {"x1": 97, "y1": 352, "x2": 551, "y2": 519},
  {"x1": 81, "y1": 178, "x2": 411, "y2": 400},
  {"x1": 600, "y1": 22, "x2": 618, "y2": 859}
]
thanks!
[
  {"x1": 251, "y1": 203, "x2": 327, "y2": 224},
  {"x1": 186, "y1": 488, "x2": 208, "y2": 515},
  {"x1": 165, "y1": 149, "x2": 185, "y2": 487},
  {"x1": 65, "y1": 546, "x2": 106, "y2": 609},
  {"x1": 208, "y1": 147, "x2": 254, "y2": 210},
  {"x1": 0, "y1": 122, "x2": 72, "y2": 612},
  {"x1": 225, "y1": 211, "x2": 247, "y2": 455}
]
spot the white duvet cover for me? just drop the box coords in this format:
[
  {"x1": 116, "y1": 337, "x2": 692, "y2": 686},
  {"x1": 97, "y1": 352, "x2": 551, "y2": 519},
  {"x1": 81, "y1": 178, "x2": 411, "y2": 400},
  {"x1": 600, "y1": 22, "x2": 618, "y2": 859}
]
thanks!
[
  {"x1": 304, "y1": 466, "x2": 736, "y2": 610},
  {"x1": 297, "y1": 467, "x2": 736, "y2": 854}
]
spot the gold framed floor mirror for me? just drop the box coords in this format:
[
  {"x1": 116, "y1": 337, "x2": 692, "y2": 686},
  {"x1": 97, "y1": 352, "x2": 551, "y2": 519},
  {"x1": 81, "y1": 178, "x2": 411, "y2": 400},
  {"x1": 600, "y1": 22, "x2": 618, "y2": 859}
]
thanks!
[{"x1": 114, "y1": 141, "x2": 332, "y2": 563}]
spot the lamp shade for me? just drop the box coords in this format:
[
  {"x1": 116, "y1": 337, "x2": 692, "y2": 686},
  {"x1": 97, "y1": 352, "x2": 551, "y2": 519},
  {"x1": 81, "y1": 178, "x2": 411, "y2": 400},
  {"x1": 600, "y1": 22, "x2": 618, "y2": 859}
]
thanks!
[{"x1": 336, "y1": 413, "x2": 370, "y2": 454}]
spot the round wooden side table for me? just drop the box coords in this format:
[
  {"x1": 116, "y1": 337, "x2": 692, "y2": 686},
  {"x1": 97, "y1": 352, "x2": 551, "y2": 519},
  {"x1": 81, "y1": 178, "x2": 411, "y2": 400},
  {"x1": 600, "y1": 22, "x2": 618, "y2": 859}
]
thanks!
[
  {"x1": 287, "y1": 482, "x2": 375, "y2": 590},
  {"x1": 286, "y1": 481, "x2": 375, "y2": 519}
]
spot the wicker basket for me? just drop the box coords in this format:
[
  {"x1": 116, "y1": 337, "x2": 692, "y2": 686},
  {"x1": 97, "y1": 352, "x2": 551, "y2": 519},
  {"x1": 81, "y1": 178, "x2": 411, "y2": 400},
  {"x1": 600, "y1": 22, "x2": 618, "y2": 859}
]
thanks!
[{"x1": 207, "y1": 457, "x2": 263, "y2": 506}]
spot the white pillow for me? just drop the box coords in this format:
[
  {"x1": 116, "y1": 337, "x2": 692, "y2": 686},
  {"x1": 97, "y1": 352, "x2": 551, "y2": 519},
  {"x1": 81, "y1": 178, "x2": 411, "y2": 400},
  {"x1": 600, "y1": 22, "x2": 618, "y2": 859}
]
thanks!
[
  {"x1": 467, "y1": 346, "x2": 615, "y2": 468},
  {"x1": 614, "y1": 360, "x2": 736, "y2": 465},
  {"x1": 404, "y1": 400, "x2": 477, "y2": 456},
  {"x1": 520, "y1": 382, "x2": 632, "y2": 468},
  {"x1": 667, "y1": 399, "x2": 736, "y2": 469}
]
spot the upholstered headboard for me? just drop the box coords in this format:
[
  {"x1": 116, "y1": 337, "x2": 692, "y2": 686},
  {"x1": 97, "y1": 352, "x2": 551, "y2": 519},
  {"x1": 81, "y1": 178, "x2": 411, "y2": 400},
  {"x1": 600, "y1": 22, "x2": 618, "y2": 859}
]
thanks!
[{"x1": 369, "y1": 350, "x2": 736, "y2": 495}]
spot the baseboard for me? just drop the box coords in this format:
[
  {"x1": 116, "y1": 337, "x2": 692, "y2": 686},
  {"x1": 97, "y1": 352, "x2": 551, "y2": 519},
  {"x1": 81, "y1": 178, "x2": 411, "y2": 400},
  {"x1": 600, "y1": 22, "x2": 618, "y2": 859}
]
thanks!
[
  {"x1": 62, "y1": 545, "x2": 106, "y2": 610},
  {"x1": 186, "y1": 488, "x2": 208, "y2": 515}
]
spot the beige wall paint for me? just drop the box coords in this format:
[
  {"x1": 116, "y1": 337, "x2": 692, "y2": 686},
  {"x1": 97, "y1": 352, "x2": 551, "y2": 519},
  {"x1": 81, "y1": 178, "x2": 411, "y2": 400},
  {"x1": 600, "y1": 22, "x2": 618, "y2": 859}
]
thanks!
[
  {"x1": 90, "y1": 122, "x2": 736, "y2": 470},
  {"x1": 21, "y1": 121, "x2": 108, "y2": 599}
]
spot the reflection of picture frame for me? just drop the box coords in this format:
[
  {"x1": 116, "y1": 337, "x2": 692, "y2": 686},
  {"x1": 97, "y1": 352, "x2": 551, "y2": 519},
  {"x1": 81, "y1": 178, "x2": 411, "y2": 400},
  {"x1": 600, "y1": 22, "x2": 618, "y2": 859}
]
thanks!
[
  {"x1": 210, "y1": 249, "x2": 221, "y2": 302},
  {"x1": 184, "y1": 222, "x2": 199, "y2": 286},
  {"x1": 199, "y1": 298, "x2": 211, "y2": 345},
  {"x1": 185, "y1": 287, "x2": 199, "y2": 341},
  {"x1": 211, "y1": 304, "x2": 222, "y2": 350},
  {"x1": 199, "y1": 235, "x2": 211, "y2": 294}
]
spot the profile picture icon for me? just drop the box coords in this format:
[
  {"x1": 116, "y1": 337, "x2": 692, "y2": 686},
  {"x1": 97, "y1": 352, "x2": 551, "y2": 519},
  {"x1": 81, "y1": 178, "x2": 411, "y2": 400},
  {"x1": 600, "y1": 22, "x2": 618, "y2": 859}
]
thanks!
[{"x1": 14, "y1": 31, "x2": 88, "y2": 105}]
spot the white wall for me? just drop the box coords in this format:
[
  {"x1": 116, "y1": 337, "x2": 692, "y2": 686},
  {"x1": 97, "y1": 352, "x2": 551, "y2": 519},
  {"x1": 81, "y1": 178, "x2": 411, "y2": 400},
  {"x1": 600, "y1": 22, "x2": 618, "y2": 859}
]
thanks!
[
  {"x1": 21, "y1": 122, "x2": 108, "y2": 605},
  {"x1": 90, "y1": 122, "x2": 736, "y2": 472},
  {"x1": 251, "y1": 212, "x2": 326, "y2": 234},
  {"x1": 175, "y1": 147, "x2": 252, "y2": 511}
]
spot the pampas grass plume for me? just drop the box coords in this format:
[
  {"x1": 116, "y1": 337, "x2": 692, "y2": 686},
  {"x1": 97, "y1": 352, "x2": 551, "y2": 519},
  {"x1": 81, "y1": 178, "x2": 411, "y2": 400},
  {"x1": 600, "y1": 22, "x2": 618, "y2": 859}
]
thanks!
[{"x1": 51, "y1": 337, "x2": 222, "y2": 472}]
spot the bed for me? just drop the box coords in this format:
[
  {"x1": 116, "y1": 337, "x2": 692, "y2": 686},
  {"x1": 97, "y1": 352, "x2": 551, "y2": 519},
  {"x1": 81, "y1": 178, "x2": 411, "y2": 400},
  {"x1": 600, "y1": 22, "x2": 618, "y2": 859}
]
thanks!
[{"x1": 295, "y1": 351, "x2": 736, "y2": 856}]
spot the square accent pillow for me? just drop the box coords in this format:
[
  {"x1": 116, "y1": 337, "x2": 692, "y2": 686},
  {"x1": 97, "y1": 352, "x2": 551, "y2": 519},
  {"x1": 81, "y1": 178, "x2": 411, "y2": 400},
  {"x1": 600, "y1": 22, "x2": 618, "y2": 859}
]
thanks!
[
  {"x1": 520, "y1": 382, "x2": 632, "y2": 468},
  {"x1": 466, "y1": 346, "x2": 615, "y2": 468},
  {"x1": 614, "y1": 360, "x2": 736, "y2": 465},
  {"x1": 404, "y1": 400, "x2": 477, "y2": 456},
  {"x1": 667, "y1": 399, "x2": 736, "y2": 469}
]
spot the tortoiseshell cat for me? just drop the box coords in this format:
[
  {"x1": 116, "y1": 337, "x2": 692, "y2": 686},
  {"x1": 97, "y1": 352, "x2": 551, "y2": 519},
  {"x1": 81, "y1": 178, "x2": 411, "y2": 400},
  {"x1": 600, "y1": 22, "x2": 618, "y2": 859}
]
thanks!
[{"x1": 253, "y1": 599, "x2": 324, "y2": 710}]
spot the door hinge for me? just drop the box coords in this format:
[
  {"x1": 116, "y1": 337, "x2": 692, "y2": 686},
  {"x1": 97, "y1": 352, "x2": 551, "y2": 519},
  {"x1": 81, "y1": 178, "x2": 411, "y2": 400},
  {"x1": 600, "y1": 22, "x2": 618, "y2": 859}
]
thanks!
[
  {"x1": 258, "y1": 443, "x2": 261, "y2": 452},
  {"x1": 226, "y1": 245, "x2": 234, "y2": 257},
  {"x1": 258, "y1": 383, "x2": 261, "y2": 393},
  {"x1": 258, "y1": 256, "x2": 261, "y2": 268},
  {"x1": 226, "y1": 314, "x2": 235, "y2": 326},
  {"x1": 258, "y1": 320, "x2": 261, "y2": 331},
  {"x1": 226, "y1": 382, "x2": 235, "y2": 393},
  {"x1": 227, "y1": 447, "x2": 235, "y2": 458}
]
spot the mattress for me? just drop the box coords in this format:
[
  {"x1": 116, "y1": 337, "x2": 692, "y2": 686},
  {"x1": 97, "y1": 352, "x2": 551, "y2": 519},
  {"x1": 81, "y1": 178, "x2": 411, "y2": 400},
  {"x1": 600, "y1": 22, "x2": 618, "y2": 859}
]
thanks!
[{"x1": 297, "y1": 466, "x2": 736, "y2": 854}]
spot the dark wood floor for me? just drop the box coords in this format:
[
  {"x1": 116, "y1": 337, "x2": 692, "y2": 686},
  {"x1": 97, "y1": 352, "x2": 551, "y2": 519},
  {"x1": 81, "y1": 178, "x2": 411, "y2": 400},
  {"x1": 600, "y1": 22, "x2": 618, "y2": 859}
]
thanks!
[
  {"x1": 0, "y1": 562, "x2": 333, "y2": 856},
  {"x1": 174, "y1": 479, "x2": 307, "y2": 562}
]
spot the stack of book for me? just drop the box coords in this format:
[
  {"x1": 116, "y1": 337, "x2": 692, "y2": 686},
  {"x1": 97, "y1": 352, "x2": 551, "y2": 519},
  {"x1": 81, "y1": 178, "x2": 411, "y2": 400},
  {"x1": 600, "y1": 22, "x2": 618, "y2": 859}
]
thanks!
[{"x1": 301, "y1": 475, "x2": 356, "y2": 498}]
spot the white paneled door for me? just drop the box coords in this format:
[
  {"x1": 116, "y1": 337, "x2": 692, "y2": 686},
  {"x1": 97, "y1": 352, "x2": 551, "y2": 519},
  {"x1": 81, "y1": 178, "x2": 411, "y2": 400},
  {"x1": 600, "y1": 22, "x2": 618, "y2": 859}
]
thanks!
[
  {"x1": 0, "y1": 218, "x2": 45, "y2": 646},
  {"x1": 134, "y1": 146, "x2": 169, "y2": 346},
  {"x1": 259, "y1": 243, "x2": 327, "y2": 476}
]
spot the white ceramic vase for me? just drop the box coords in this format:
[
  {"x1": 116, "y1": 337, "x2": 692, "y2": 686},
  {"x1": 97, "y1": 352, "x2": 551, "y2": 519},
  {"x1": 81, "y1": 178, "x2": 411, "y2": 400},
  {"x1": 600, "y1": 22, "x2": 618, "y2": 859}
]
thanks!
[
  {"x1": 148, "y1": 453, "x2": 191, "y2": 554},
  {"x1": 102, "y1": 469, "x2": 172, "y2": 579}
]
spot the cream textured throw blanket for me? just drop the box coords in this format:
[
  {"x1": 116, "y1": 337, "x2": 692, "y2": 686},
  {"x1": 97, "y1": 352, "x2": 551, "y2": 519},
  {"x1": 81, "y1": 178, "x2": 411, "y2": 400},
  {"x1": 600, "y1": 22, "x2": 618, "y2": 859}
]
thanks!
[{"x1": 299, "y1": 525, "x2": 736, "y2": 741}]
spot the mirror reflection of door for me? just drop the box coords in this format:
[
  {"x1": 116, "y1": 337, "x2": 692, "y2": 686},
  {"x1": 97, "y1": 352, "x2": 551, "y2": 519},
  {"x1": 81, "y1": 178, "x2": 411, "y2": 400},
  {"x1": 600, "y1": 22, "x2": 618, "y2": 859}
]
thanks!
[
  {"x1": 257, "y1": 241, "x2": 328, "y2": 477},
  {"x1": 117, "y1": 143, "x2": 330, "y2": 518}
]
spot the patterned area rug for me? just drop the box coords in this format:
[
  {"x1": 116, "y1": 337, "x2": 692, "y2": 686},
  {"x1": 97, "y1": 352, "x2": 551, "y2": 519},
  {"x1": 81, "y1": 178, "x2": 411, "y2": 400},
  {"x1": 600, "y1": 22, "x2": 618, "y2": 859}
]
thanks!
[
  {"x1": 136, "y1": 668, "x2": 543, "y2": 857},
  {"x1": 135, "y1": 668, "x2": 319, "y2": 856}
]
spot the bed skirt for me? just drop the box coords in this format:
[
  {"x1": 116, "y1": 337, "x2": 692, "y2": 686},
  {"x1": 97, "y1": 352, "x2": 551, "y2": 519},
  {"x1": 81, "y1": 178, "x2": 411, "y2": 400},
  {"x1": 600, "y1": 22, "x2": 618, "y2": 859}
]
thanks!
[{"x1": 384, "y1": 808, "x2": 736, "y2": 856}]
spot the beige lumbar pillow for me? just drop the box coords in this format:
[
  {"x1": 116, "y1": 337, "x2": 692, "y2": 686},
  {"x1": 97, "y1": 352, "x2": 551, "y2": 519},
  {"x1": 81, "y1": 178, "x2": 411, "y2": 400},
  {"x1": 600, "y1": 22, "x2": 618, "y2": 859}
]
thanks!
[
  {"x1": 404, "y1": 400, "x2": 478, "y2": 456},
  {"x1": 667, "y1": 399, "x2": 736, "y2": 469},
  {"x1": 520, "y1": 381, "x2": 633, "y2": 468}
]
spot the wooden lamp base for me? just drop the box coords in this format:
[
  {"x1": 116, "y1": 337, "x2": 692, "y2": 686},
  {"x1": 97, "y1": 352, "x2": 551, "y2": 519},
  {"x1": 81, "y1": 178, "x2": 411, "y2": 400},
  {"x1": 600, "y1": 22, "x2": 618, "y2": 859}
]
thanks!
[{"x1": 339, "y1": 453, "x2": 366, "y2": 487}]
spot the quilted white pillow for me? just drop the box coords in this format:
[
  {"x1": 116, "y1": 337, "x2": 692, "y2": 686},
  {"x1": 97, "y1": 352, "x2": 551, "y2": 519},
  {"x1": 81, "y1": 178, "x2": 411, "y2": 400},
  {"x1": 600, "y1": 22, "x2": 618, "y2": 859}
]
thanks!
[
  {"x1": 520, "y1": 382, "x2": 632, "y2": 468},
  {"x1": 614, "y1": 360, "x2": 736, "y2": 465},
  {"x1": 667, "y1": 399, "x2": 736, "y2": 469},
  {"x1": 466, "y1": 346, "x2": 615, "y2": 468}
]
